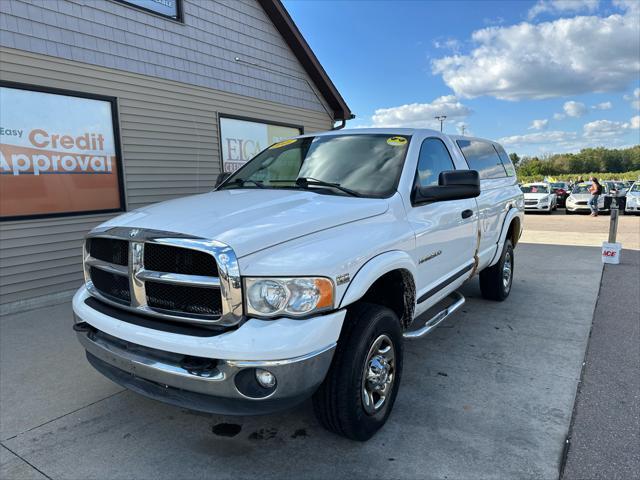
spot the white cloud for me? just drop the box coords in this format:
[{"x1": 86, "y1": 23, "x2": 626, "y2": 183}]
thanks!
[
  {"x1": 624, "y1": 88, "x2": 640, "y2": 109},
  {"x1": 583, "y1": 119, "x2": 626, "y2": 137},
  {"x1": 433, "y1": 38, "x2": 460, "y2": 52},
  {"x1": 529, "y1": 119, "x2": 549, "y2": 130},
  {"x1": 553, "y1": 113, "x2": 566, "y2": 120},
  {"x1": 564, "y1": 101, "x2": 588, "y2": 117},
  {"x1": 367, "y1": 95, "x2": 472, "y2": 128},
  {"x1": 528, "y1": 0, "x2": 600, "y2": 20},
  {"x1": 499, "y1": 130, "x2": 578, "y2": 147},
  {"x1": 592, "y1": 101, "x2": 612, "y2": 110},
  {"x1": 500, "y1": 115, "x2": 640, "y2": 153},
  {"x1": 431, "y1": 7, "x2": 640, "y2": 100}
]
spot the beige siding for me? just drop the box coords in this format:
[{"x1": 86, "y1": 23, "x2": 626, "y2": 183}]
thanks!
[{"x1": 0, "y1": 47, "x2": 333, "y2": 310}]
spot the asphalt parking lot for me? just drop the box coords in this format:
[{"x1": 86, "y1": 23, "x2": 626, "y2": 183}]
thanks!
[{"x1": 1, "y1": 213, "x2": 638, "y2": 480}]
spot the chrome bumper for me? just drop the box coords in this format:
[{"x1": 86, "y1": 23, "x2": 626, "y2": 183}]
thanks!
[{"x1": 75, "y1": 323, "x2": 335, "y2": 415}]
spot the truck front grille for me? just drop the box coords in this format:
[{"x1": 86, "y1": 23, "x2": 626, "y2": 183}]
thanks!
[
  {"x1": 90, "y1": 267, "x2": 130, "y2": 304},
  {"x1": 146, "y1": 282, "x2": 223, "y2": 316},
  {"x1": 83, "y1": 229, "x2": 241, "y2": 326},
  {"x1": 88, "y1": 238, "x2": 128, "y2": 266},
  {"x1": 144, "y1": 243, "x2": 217, "y2": 276}
]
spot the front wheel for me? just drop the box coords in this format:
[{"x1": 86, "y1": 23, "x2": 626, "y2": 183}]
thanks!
[
  {"x1": 479, "y1": 239, "x2": 514, "y2": 301},
  {"x1": 313, "y1": 303, "x2": 403, "y2": 441}
]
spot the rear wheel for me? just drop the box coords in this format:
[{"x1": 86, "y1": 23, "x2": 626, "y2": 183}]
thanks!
[
  {"x1": 313, "y1": 303, "x2": 403, "y2": 441},
  {"x1": 479, "y1": 239, "x2": 514, "y2": 301}
]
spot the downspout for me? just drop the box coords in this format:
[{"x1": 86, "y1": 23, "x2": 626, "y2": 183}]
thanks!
[{"x1": 332, "y1": 114, "x2": 356, "y2": 130}]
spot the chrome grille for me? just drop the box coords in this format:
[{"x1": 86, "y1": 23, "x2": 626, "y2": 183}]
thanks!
[
  {"x1": 144, "y1": 243, "x2": 217, "y2": 276},
  {"x1": 88, "y1": 238, "x2": 128, "y2": 266},
  {"x1": 83, "y1": 228, "x2": 242, "y2": 327},
  {"x1": 90, "y1": 267, "x2": 130, "y2": 304},
  {"x1": 146, "y1": 281, "x2": 223, "y2": 316}
]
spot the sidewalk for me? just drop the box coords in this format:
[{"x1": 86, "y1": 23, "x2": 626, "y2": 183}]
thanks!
[{"x1": 562, "y1": 249, "x2": 640, "y2": 479}]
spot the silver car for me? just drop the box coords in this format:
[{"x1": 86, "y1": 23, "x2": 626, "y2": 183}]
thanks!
[
  {"x1": 625, "y1": 182, "x2": 640, "y2": 215},
  {"x1": 565, "y1": 183, "x2": 606, "y2": 214},
  {"x1": 521, "y1": 183, "x2": 557, "y2": 214}
]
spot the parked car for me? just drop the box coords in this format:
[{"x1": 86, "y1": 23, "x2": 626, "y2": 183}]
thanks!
[
  {"x1": 550, "y1": 182, "x2": 570, "y2": 207},
  {"x1": 521, "y1": 183, "x2": 557, "y2": 213},
  {"x1": 603, "y1": 181, "x2": 627, "y2": 211},
  {"x1": 625, "y1": 182, "x2": 640, "y2": 215},
  {"x1": 71, "y1": 129, "x2": 524, "y2": 441},
  {"x1": 566, "y1": 183, "x2": 606, "y2": 214}
]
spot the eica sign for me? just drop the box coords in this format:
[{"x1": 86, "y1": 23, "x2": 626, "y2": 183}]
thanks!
[
  {"x1": 0, "y1": 85, "x2": 123, "y2": 219},
  {"x1": 219, "y1": 117, "x2": 301, "y2": 173}
]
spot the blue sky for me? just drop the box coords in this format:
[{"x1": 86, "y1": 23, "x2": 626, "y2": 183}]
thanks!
[{"x1": 284, "y1": 0, "x2": 640, "y2": 156}]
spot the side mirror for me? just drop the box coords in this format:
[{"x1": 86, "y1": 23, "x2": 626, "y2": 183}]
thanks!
[
  {"x1": 412, "y1": 170, "x2": 480, "y2": 205},
  {"x1": 215, "y1": 172, "x2": 231, "y2": 188}
]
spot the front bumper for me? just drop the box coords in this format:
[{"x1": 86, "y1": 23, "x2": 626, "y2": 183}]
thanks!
[
  {"x1": 75, "y1": 323, "x2": 334, "y2": 415},
  {"x1": 73, "y1": 286, "x2": 344, "y2": 415},
  {"x1": 524, "y1": 204, "x2": 550, "y2": 211}
]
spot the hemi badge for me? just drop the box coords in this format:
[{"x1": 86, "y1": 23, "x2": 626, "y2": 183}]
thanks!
[
  {"x1": 336, "y1": 273, "x2": 350, "y2": 285},
  {"x1": 419, "y1": 250, "x2": 442, "y2": 264}
]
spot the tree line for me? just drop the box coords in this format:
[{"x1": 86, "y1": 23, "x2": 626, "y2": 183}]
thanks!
[{"x1": 510, "y1": 145, "x2": 640, "y2": 178}]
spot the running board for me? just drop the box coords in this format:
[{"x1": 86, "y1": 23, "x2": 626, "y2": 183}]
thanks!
[{"x1": 403, "y1": 292, "x2": 466, "y2": 339}]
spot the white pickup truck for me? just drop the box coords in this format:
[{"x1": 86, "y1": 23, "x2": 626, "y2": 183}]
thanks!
[{"x1": 73, "y1": 129, "x2": 524, "y2": 441}]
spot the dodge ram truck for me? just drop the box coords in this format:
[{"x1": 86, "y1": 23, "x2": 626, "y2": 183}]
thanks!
[{"x1": 73, "y1": 128, "x2": 524, "y2": 441}]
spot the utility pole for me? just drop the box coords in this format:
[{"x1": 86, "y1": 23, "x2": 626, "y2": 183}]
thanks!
[
  {"x1": 460, "y1": 125, "x2": 466, "y2": 136},
  {"x1": 435, "y1": 115, "x2": 447, "y2": 132}
]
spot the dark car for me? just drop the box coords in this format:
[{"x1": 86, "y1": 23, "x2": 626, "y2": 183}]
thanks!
[
  {"x1": 603, "y1": 181, "x2": 627, "y2": 211},
  {"x1": 550, "y1": 182, "x2": 570, "y2": 207}
]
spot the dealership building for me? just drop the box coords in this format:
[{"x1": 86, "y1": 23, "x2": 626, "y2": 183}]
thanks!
[{"x1": 0, "y1": 0, "x2": 352, "y2": 313}]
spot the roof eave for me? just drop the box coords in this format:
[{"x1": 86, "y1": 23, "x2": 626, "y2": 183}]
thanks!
[{"x1": 257, "y1": 0, "x2": 353, "y2": 121}]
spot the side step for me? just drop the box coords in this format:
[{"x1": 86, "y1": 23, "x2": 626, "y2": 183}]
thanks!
[{"x1": 403, "y1": 292, "x2": 466, "y2": 339}]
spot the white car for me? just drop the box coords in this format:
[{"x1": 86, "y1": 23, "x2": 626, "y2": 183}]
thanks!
[
  {"x1": 625, "y1": 182, "x2": 640, "y2": 214},
  {"x1": 72, "y1": 129, "x2": 524, "y2": 441},
  {"x1": 521, "y1": 183, "x2": 557, "y2": 213},
  {"x1": 566, "y1": 183, "x2": 606, "y2": 214}
]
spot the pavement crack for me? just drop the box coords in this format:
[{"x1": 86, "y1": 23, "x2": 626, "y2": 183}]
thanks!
[
  {"x1": 3, "y1": 389, "x2": 126, "y2": 442},
  {"x1": 1, "y1": 443, "x2": 53, "y2": 480}
]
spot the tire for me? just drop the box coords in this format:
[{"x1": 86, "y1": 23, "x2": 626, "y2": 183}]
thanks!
[
  {"x1": 312, "y1": 303, "x2": 403, "y2": 441},
  {"x1": 479, "y1": 239, "x2": 514, "y2": 301}
]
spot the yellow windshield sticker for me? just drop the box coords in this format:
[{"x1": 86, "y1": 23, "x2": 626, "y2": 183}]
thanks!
[
  {"x1": 387, "y1": 136, "x2": 407, "y2": 146},
  {"x1": 269, "y1": 139, "x2": 297, "y2": 149}
]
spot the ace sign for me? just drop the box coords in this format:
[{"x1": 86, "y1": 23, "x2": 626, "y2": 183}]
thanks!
[{"x1": 219, "y1": 117, "x2": 300, "y2": 173}]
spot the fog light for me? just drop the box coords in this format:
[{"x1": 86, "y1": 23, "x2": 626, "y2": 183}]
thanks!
[{"x1": 255, "y1": 369, "x2": 276, "y2": 388}]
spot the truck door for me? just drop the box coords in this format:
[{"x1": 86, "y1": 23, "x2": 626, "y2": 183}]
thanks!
[{"x1": 406, "y1": 137, "x2": 478, "y2": 307}]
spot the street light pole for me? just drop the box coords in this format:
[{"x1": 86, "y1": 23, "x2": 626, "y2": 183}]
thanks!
[{"x1": 435, "y1": 115, "x2": 447, "y2": 132}]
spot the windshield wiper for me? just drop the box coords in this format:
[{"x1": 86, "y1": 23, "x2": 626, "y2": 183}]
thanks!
[
  {"x1": 294, "y1": 177, "x2": 361, "y2": 197},
  {"x1": 228, "y1": 178, "x2": 264, "y2": 188}
]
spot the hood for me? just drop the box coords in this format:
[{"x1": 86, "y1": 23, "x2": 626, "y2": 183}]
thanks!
[
  {"x1": 98, "y1": 189, "x2": 389, "y2": 257},
  {"x1": 524, "y1": 192, "x2": 551, "y2": 200}
]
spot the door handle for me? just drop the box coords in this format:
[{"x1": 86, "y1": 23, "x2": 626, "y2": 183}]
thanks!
[{"x1": 461, "y1": 209, "x2": 474, "y2": 219}]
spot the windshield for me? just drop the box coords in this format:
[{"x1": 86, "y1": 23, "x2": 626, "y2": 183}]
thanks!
[
  {"x1": 521, "y1": 185, "x2": 549, "y2": 193},
  {"x1": 572, "y1": 184, "x2": 591, "y2": 194},
  {"x1": 550, "y1": 183, "x2": 566, "y2": 189},
  {"x1": 631, "y1": 183, "x2": 640, "y2": 192},
  {"x1": 219, "y1": 134, "x2": 411, "y2": 198}
]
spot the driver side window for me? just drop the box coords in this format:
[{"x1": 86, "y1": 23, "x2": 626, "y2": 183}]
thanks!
[{"x1": 416, "y1": 138, "x2": 455, "y2": 187}]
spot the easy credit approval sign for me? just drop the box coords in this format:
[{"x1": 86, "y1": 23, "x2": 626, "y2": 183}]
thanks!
[{"x1": 0, "y1": 86, "x2": 123, "y2": 219}]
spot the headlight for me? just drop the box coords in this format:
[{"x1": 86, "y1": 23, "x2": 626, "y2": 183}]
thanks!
[
  {"x1": 538, "y1": 198, "x2": 549, "y2": 204},
  {"x1": 245, "y1": 277, "x2": 334, "y2": 318},
  {"x1": 567, "y1": 196, "x2": 575, "y2": 203}
]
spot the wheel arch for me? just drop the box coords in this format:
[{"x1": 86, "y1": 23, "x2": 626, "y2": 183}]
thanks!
[
  {"x1": 339, "y1": 251, "x2": 416, "y2": 330},
  {"x1": 489, "y1": 208, "x2": 523, "y2": 267}
]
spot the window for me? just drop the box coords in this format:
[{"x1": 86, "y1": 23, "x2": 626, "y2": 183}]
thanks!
[
  {"x1": 219, "y1": 116, "x2": 302, "y2": 173},
  {"x1": 220, "y1": 134, "x2": 411, "y2": 198},
  {"x1": 116, "y1": 0, "x2": 183, "y2": 21},
  {"x1": 493, "y1": 144, "x2": 517, "y2": 177},
  {"x1": 415, "y1": 138, "x2": 455, "y2": 187},
  {"x1": 0, "y1": 83, "x2": 125, "y2": 220},
  {"x1": 456, "y1": 139, "x2": 507, "y2": 179}
]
